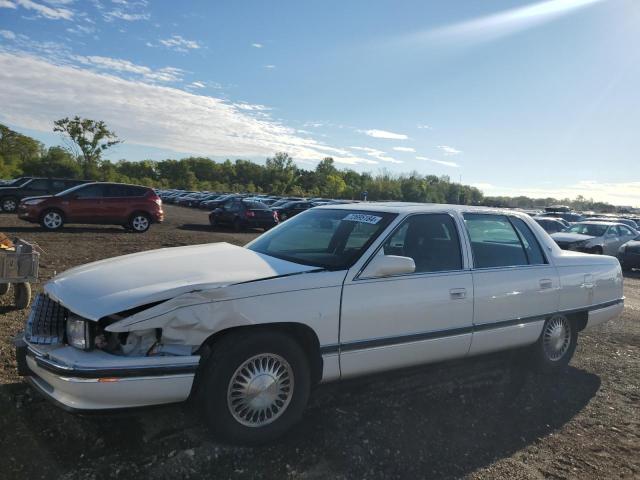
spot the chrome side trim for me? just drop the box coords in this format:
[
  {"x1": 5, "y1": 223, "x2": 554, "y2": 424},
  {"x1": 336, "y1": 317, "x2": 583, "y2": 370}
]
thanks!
[{"x1": 323, "y1": 298, "x2": 624, "y2": 354}]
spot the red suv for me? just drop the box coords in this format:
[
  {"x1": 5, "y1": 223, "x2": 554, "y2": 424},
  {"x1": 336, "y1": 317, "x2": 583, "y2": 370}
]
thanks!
[{"x1": 17, "y1": 182, "x2": 163, "y2": 233}]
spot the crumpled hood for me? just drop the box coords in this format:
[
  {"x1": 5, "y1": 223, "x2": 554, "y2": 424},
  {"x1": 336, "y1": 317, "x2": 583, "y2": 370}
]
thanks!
[
  {"x1": 45, "y1": 242, "x2": 317, "y2": 320},
  {"x1": 550, "y1": 233, "x2": 595, "y2": 243}
]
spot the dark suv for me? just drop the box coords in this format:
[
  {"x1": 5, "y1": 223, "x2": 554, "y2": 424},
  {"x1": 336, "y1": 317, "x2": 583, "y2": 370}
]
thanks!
[
  {"x1": 209, "y1": 199, "x2": 277, "y2": 231},
  {"x1": 0, "y1": 177, "x2": 87, "y2": 212},
  {"x1": 17, "y1": 182, "x2": 163, "y2": 232}
]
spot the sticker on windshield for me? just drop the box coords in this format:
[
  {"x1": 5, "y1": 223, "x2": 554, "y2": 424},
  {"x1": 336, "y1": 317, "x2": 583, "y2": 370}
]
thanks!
[{"x1": 343, "y1": 213, "x2": 382, "y2": 224}]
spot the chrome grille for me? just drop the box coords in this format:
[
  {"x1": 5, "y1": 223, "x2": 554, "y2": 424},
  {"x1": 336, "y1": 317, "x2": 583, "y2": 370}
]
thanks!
[{"x1": 25, "y1": 294, "x2": 68, "y2": 344}]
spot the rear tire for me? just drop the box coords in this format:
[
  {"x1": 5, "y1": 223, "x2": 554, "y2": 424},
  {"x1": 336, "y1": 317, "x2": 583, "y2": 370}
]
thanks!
[
  {"x1": 129, "y1": 213, "x2": 151, "y2": 233},
  {"x1": 592, "y1": 246, "x2": 603, "y2": 255},
  {"x1": 529, "y1": 314, "x2": 577, "y2": 373},
  {"x1": 40, "y1": 209, "x2": 64, "y2": 231},
  {"x1": 0, "y1": 283, "x2": 10, "y2": 296},
  {"x1": 14, "y1": 283, "x2": 31, "y2": 309},
  {"x1": 200, "y1": 331, "x2": 310, "y2": 445}
]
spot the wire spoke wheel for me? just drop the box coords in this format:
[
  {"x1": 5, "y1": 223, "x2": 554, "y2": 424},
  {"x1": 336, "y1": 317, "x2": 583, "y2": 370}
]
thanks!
[
  {"x1": 132, "y1": 215, "x2": 149, "y2": 231},
  {"x1": 43, "y1": 212, "x2": 62, "y2": 229},
  {"x1": 227, "y1": 353, "x2": 294, "y2": 428},
  {"x1": 542, "y1": 315, "x2": 571, "y2": 362}
]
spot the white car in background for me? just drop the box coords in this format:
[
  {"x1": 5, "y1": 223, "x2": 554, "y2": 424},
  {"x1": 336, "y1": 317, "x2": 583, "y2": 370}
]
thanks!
[
  {"x1": 551, "y1": 221, "x2": 638, "y2": 255},
  {"x1": 16, "y1": 203, "x2": 624, "y2": 444}
]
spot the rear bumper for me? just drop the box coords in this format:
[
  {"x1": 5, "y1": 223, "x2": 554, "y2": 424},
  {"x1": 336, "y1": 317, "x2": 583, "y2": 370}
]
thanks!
[
  {"x1": 585, "y1": 300, "x2": 624, "y2": 330},
  {"x1": 15, "y1": 335, "x2": 198, "y2": 411}
]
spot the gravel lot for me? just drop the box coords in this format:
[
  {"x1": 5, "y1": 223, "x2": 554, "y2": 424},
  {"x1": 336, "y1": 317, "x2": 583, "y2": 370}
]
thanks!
[{"x1": 0, "y1": 205, "x2": 638, "y2": 479}]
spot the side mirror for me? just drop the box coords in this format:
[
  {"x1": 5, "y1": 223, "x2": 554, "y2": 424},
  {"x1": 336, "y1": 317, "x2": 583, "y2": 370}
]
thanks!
[{"x1": 361, "y1": 255, "x2": 415, "y2": 278}]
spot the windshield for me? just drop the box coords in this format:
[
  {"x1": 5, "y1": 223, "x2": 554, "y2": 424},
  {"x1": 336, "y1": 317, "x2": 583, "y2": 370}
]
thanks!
[
  {"x1": 247, "y1": 209, "x2": 397, "y2": 269},
  {"x1": 565, "y1": 223, "x2": 608, "y2": 237}
]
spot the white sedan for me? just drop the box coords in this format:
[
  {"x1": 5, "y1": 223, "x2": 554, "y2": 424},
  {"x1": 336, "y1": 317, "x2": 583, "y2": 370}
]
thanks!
[{"x1": 15, "y1": 203, "x2": 624, "y2": 444}]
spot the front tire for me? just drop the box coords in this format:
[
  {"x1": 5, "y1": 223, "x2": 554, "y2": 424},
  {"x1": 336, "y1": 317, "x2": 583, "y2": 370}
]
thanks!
[
  {"x1": 200, "y1": 331, "x2": 310, "y2": 445},
  {"x1": 529, "y1": 314, "x2": 577, "y2": 373},
  {"x1": 40, "y1": 209, "x2": 64, "y2": 231},
  {"x1": 129, "y1": 213, "x2": 151, "y2": 233}
]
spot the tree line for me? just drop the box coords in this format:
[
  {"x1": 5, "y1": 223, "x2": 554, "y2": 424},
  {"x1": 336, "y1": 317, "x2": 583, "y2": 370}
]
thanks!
[{"x1": 0, "y1": 120, "x2": 621, "y2": 211}]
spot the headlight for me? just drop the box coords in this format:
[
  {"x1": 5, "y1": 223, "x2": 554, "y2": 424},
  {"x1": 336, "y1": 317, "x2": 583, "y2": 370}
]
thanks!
[
  {"x1": 66, "y1": 315, "x2": 91, "y2": 350},
  {"x1": 570, "y1": 240, "x2": 588, "y2": 249},
  {"x1": 22, "y1": 199, "x2": 45, "y2": 206}
]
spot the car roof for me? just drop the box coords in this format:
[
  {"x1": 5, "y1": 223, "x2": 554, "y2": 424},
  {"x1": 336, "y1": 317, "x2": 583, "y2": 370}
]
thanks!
[
  {"x1": 314, "y1": 201, "x2": 530, "y2": 216},
  {"x1": 573, "y1": 221, "x2": 625, "y2": 226}
]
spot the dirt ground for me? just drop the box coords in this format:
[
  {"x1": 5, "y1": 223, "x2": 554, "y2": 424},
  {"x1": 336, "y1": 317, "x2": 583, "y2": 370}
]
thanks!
[{"x1": 0, "y1": 205, "x2": 638, "y2": 479}]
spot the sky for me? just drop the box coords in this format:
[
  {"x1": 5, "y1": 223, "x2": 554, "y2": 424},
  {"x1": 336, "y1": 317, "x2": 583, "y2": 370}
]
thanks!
[{"x1": 0, "y1": 0, "x2": 639, "y2": 206}]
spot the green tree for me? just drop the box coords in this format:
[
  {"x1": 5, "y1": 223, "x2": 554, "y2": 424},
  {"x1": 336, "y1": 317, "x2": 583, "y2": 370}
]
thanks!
[
  {"x1": 265, "y1": 152, "x2": 297, "y2": 194},
  {"x1": 53, "y1": 116, "x2": 121, "y2": 179},
  {"x1": 21, "y1": 147, "x2": 81, "y2": 178}
]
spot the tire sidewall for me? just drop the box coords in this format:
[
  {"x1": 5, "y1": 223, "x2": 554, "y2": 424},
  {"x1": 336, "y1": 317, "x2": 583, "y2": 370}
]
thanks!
[
  {"x1": 40, "y1": 209, "x2": 64, "y2": 231},
  {"x1": 129, "y1": 212, "x2": 151, "y2": 233},
  {"x1": 201, "y1": 332, "x2": 310, "y2": 445},
  {"x1": 2, "y1": 197, "x2": 18, "y2": 213},
  {"x1": 531, "y1": 315, "x2": 578, "y2": 373}
]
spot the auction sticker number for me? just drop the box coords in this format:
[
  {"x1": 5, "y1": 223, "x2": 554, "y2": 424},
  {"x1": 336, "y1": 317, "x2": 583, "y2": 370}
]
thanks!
[{"x1": 343, "y1": 213, "x2": 382, "y2": 224}]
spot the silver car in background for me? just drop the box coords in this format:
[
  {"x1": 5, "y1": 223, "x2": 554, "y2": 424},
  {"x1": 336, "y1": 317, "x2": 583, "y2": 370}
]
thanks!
[{"x1": 551, "y1": 221, "x2": 638, "y2": 255}]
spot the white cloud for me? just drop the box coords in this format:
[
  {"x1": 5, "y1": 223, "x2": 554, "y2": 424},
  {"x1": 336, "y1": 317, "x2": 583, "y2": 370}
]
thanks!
[
  {"x1": 11, "y1": 0, "x2": 73, "y2": 19},
  {"x1": 416, "y1": 156, "x2": 459, "y2": 168},
  {"x1": 473, "y1": 180, "x2": 640, "y2": 207},
  {"x1": 189, "y1": 81, "x2": 205, "y2": 88},
  {"x1": 350, "y1": 146, "x2": 403, "y2": 164},
  {"x1": 252, "y1": 43, "x2": 263, "y2": 48},
  {"x1": 264, "y1": 64, "x2": 276, "y2": 69},
  {"x1": 74, "y1": 55, "x2": 185, "y2": 82},
  {"x1": 104, "y1": 9, "x2": 149, "y2": 21},
  {"x1": 437, "y1": 145, "x2": 461, "y2": 155},
  {"x1": 393, "y1": 146, "x2": 415, "y2": 152},
  {"x1": 0, "y1": 52, "x2": 380, "y2": 167},
  {"x1": 159, "y1": 35, "x2": 201, "y2": 52},
  {"x1": 417, "y1": 124, "x2": 432, "y2": 130},
  {"x1": 363, "y1": 129, "x2": 408, "y2": 140},
  {"x1": 0, "y1": 30, "x2": 16, "y2": 39}
]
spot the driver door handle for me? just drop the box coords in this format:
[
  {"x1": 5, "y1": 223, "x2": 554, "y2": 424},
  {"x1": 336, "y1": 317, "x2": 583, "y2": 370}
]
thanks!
[{"x1": 449, "y1": 288, "x2": 466, "y2": 299}]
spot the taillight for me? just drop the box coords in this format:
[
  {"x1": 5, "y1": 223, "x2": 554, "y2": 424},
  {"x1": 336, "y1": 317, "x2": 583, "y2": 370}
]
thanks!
[
  {"x1": 245, "y1": 210, "x2": 256, "y2": 218},
  {"x1": 273, "y1": 211, "x2": 279, "y2": 222}
]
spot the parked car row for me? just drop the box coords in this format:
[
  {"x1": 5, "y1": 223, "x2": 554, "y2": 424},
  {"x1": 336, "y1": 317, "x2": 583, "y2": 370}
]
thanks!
[
  {"x1": 156, "y1": 189, "x2": 356, "y2": 231},
  {"x1": 529, "y1": 217, "x2": 640, "y2": 271}
]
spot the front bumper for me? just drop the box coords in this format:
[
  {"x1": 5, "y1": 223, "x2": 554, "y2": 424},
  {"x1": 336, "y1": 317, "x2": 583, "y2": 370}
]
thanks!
[
  {"x1": 15, "y1": 334, "x2": 199, "y2": 412},
  {"x1": 17, "y1": 205, "x2": 38, "y2": 223}
]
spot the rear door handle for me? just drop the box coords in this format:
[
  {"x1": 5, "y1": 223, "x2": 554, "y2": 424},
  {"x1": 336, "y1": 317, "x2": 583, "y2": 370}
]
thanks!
[
  {"x1": 449, "y1": 288, "x2": 466, "y2": 299},
  {"x1": 539, "y1": 279, "x2": 553, "y2": 290}
]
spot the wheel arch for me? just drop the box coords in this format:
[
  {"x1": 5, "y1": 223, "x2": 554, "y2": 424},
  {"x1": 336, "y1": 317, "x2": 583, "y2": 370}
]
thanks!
[
  {"x1": 193, "y1": 322, "x2": 324, "y2": 392},
  {"x1": 40, "y1": 207, "x2": 66, "y2": 223}
]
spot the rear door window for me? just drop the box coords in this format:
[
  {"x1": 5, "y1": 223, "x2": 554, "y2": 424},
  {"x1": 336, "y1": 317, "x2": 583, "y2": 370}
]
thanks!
[
  {"x1": 25, "y1": 179, "x2": 49, "y2": 191},
  {"x1": 464, "y1": 214, "x2": 528, "y2": 268}
]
